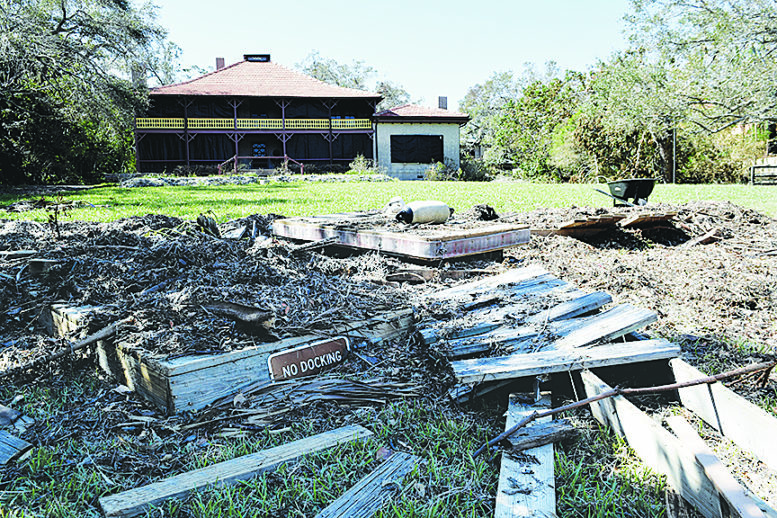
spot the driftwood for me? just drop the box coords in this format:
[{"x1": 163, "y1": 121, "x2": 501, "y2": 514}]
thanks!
[
  {"x1": 0, "y1": 317, "x2": 133, "y2": 380},
  {"x1": 203, "y1": 302, "x2": 275, "y2": 332},
  {"x1": 472, "y1": 360, "x2": 777, "y2": 458}
]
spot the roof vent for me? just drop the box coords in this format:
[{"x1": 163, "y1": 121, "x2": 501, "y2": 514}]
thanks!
[
  {"x1": 216, "y1": 57, "x2": 225, "y2": 70},
  {"x1": 438, "y1": 96, "x2": 448, "y2": 110},
  {"x1": 244, "y1": 54, "x2": 271, "y2": 62}
]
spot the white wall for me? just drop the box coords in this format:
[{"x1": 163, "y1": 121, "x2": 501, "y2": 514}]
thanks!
[{"x1": 375, "y1": 122, "x2": 461, "y2": 180}]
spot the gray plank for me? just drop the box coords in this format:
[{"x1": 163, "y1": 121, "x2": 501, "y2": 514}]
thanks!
[
  {"x1": 666, "y1": 416, "x2": 766, "y2": 518},
  {"x1": 0, "y1": 430, "x2": 32, "y2": 465},
  {"x1": 452, "y1": 339, "x2": 679, "y2": 385},
  {"x1": 99, "y1": 425, "x2": 373, "y2": 518},
  {"x1": 315, "y1": 452, "x2": 419, "y2": 518},
  {"x1": 495, "y1": 393, "x2": 556, "y2": 518},
  {"x1": 670, "y1": 358, "x2": 777, "y2": 472},
  {"x1": 581, "y1": 370, "x2": 723, "y2": 518}
]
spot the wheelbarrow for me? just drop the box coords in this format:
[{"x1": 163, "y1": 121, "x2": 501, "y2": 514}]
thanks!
[{"x1": 594, "y1": 178, "x2": 657, "y2": 206}]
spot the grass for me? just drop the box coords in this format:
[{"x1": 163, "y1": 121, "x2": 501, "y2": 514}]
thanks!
[
  {"x1": 0, "y1": 369, "x2": 671, "y2": 517},
  {"x1": 1, "y1": 180, "x2": 776, "y2": 223}
]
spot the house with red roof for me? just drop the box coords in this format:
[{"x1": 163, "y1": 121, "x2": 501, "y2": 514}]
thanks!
[
  {"x1": 134, "y1": 54, "x2": 469, "y2": 178},
  {"x1": 374, "y1": 103, "x2": 470, "y2": 180}
]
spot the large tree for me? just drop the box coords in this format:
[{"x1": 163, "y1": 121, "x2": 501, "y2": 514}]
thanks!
[
  {"x1": 587, "y1": 0, "x2": 777, "y2": 180},
  {"x1": 0, "y1": 0, "x2": 172, "y2": 184},
  {"x1": 296, "y1": 51, "x2": 413, "y2": 111}
]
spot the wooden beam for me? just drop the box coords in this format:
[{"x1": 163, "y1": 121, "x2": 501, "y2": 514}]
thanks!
[
  {"x1": 0, "y1": 430, "x2": 32, "y2": 465},
  {"x1": 314, "y1": 452, "x2": 419, "y2": 518},
  {"x1": 99, "y1": 425, "x2": 373, "y2": 518},
  {"x1": 580, "y1": 369, "x2": 724, "y2": 518},
  {"x1": 441, "y1": 299, "x2": 650, "y2": 360},
  {"x1": 670, "y1": 359, "x2": 777, "y2": 473},
  {"x1": 553, "y1": 303, "x2": 657, "y2": 349},
  {"x1": 495, "y1": 393, "x2": 555, "y2": 518},
  {"x1": 525, "y1": 291, "x2": 612, "y2": 323},
  {"x1": 666, "y1": 416, "x2": 766, "y2": 518},
  {"x1": 452, "y1": 339, "x2": 679, "y2": 385},
  {"x1": 428, "y1": 265, "x2": 550, "y2": 301}
]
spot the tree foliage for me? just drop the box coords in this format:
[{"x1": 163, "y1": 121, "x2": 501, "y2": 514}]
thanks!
[
  {"x1": 297, "y1": 51, "x2": 412, "y2": 112},
  {"x1": 0, "y1": 0, "x2": 172, "y2": 185},
  {"x1": 493, "y1": 72, "x2": 585, "y2": 180}
]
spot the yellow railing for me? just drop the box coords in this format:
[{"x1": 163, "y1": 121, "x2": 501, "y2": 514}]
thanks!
[
  {"x1": 135, "y1": 118, "x2": 372, "y2": 130},
  {"x1": 332, "y1": 119, "x2": 372, "y2": 129},
  {"x1": 188, "y1": 118, "x2": 234, "y2": 129},
  {"x1": 237, "y1": 119, "x2": 284, "y2": 129},
  {"x1": 135, "y1": 118, "x2": 185, "y2": 129}
]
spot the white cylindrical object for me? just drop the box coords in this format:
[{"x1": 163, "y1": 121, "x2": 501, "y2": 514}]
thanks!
[{"x1": 396, "y1": 200, "x2": 451, "y2": 224}]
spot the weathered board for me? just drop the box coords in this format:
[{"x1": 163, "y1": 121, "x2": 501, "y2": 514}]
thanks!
[
  {"x1": 495, "y1": 393, "x2": 556, "y2": 518},
  {"x1": 670, "y1": 358, "x2": 777, "y2": 472},
  {"x1": 619, "y1": 212, "x2": 677, "y2": 228},
  {"x1": 452, "y1": 339, "x2": 680, "y2": 385},
  {"x1": 580, "y1": 369, "x2": 724, "y2": 518},
  {"x1": 315, "y1": 452, "x2": 419, "y2": 518},
  {"x1": 443, "y1": 302, "x2": 657, "y2": 361},
  {"x1": 273, "y1": 215, "x2": 530, "y2": 261},
  {"x1": 0, "y1": 430, "x2": 31, "y2": 465},
  {"x1": 99, "y1": 425, "x2": 373, "y2": 518},
  {"x1": 48, "y1": 305, "x2": 414, "y2": 414},
  {"x1": 666, "y1": 416, "x2": 766, "y2": 518}
]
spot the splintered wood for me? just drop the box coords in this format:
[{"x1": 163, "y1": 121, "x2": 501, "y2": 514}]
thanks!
[{"x1": 417, "y1": 265, "x2": 675, "y2": 396}]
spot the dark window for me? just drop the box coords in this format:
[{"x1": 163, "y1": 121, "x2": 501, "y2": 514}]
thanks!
[{"x1": 390, "y1": 135, "x2": 443, "y2": 163}]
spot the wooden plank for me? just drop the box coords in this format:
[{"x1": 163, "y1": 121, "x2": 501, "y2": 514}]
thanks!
[
  {"x1": 666, "y1": 416, "x2": 766, "y2": 518},
  {"x1": 525, "y1": 291, "x2": 612, "y2": 323},
  {"x1": 428, "y1": 264, "x2": 551, "y2": 301},
  {"x1": 452, "y1": 339, "x2": 680, "y2": 385},
  {"x1": 495, "y1": 393, "x2": 556, "y2": 518},
  {"x1": 580, "y1": 369, "x2": 723, "y2": 518},
  {"x1": 506, "y1": 419, "x2": 577, "y2": 452},
  {"x1": 557, "y1": 215, "x2": 626, "y2": 230},
  {"x1": 315, "y1": 452, "x2": 419, "y2": 518},
  {"x1": 0, "y1": 430, "x2": 32, "y2": 465},
  {"x1": 554, "y1": 303, "x2": 657, "y2": 349},
  {"x1": 670, "y1": 359, "x2": 777, "y2": 472},
  {"x1": 620, "y1": 212, "x2": 677, "y2": 228},
  {"x1": 99, "y1": 425, "x2": 373, "y2": 518},
  {"x1": 422, "y1": 288, "x2": 600, "y2": 349}
]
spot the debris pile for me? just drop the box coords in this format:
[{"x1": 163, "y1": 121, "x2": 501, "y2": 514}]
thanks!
[{"x1": 1, "y1": 200, "x2": 776, "y2": 516}]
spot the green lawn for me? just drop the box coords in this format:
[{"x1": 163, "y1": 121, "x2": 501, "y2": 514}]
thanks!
[{"x1": 2, "y1": 180, "x2": 776, "y2": 222}]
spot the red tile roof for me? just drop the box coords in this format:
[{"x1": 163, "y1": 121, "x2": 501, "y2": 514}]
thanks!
[
  {"x1": 376, "y1": 104, "x2": 470, "y2": 122},
  {"x1": 150, "y1": 59, "x2": 380, "y2": 99}
]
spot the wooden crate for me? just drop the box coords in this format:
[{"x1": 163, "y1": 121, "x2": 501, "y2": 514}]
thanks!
[{"x1": 46, "y1": 304, "x2": 414, "y2": 414}]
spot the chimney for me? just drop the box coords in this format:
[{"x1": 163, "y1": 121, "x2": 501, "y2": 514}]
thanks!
[
  {"x1": 216, "y1": 57, "x2": 225, "y2": 70},
  {"x1": 438, "y1": 96, "x2": 448, "y2": 110}
]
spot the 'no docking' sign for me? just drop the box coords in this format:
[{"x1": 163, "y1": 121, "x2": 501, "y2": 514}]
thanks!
[{"x1": 267, "y1": 337, "x2": 350, "y2": 381}]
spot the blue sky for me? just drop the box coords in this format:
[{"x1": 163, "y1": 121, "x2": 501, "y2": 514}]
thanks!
[{"x1": 154, "y1": 0, "x2": 631, "y2": 110}]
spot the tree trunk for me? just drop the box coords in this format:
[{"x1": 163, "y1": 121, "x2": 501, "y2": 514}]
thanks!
[{"x1": 651, "y1": 130, "x2": 674, "y2": 182}]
